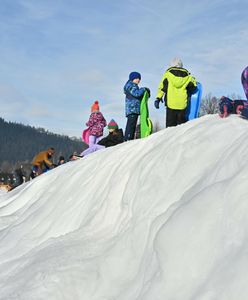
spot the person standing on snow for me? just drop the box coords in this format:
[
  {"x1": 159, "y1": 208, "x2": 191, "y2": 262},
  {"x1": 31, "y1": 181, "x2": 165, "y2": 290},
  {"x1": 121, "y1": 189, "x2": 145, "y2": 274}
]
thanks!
[
  {"x1": 80, "y1": 119, "x2": 124, "y2": 156},
  {"x1": 86, "y1": 101, "x2": 107, "y2": 146},
  {"x1": 241, "y1": 66, "x2": 248, "y2": 100},
  {"x1": 124, "y1": 72, "x2": 150, "y2": 141},
  {"x1": 155, "y1": 58, "x2": 197, "y2": 128}
]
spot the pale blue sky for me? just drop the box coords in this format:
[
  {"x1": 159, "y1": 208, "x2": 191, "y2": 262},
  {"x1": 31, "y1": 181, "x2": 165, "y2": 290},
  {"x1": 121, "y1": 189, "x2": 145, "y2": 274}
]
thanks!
[{"x1": 0, "y1": 0, "x2": 247, "y2": 137}]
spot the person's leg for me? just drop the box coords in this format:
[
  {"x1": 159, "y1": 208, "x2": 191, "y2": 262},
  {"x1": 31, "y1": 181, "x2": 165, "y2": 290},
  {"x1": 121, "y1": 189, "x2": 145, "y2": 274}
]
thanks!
[
  {"x1": 81, "y1": 144, "x2": 105, "y2": 157},
  {"x1": 88, "y1": 135, "x2": 97, "y2": 147},
  {"x1": 124, "y1": 114, "x2": 138, "y2": 140},
  {"x1": 166, "y1": 107, "x2": 177, "y2": 127},
  {"x1": 30, "y1": 166, "x2": 38, "y2": 179},
  {"x1": 95, "y1": 136, "x2": 102, "y2": 144},
  {"x1": 134, "y1": 123, "x2": 140, "y2": 139},
  {"x1": 176, "y1": 109, "x2": 187, "y2": 125},
  {"x1": 32, "y1": 165, "x2": 42, "y2": 177},
  {"x1": 241, "y1": 67, "x2": 248, "y2": 100}
]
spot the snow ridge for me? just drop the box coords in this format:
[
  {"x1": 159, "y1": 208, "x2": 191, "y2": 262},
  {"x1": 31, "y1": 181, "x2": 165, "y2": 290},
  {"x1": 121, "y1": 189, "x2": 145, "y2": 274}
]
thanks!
[{"x1": 0, "y1": 115, "x2": 248, "y2": 300}]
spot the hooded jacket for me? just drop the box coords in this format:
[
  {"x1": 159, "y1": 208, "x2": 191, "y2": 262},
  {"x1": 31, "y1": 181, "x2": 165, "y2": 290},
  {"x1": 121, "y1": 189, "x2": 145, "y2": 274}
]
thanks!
[
  {"x1": 86, "y1": 112, "x2": 107, "y2": 137},
  {"x1": 97, "y1": 129, "x2": 124, "y2": 148},
  {"x1": 156, "y1": 67, "x2": 197, "y2": 110},
  {"x1": 124, "y1": 80, "x2": 146, "y2": 116},
  {"x1": 32, "y1": 150, "x2": 53, "y2": 168}
]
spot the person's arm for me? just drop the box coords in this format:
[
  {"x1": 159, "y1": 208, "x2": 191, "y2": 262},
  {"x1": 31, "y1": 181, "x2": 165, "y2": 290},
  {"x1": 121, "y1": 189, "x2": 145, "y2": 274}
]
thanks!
[
  {"x1": 102, "y1": 130, "x2": 124, "y2": 147},
  {"x1": 101, "y1": 114, "x2": 107, "y2": 127},
  {"x1": 187, "y1": 76, "x2": 197, "y2": 96},
  {"x1": 43, "y1": 153, "x2": 53, "y2": 167},
  {"x1": 125, "y1": 82, "x2": 146, "y2": 98},
  {"x1": 115, "y1": 129, "x2": 124, "y2": 144},
  {"x1": 156, "y1": 73, "x2": 167, "y2": 100},
  {"x1": 86, "y1": 114, "x2": 94, "y2": 127}
]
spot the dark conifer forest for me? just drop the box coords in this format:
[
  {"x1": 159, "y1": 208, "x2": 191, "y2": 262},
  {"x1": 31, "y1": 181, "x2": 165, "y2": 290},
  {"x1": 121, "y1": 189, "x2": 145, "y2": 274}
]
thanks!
[{"x1": 0, "y1": 117, "x2": 87, "y2": 172}]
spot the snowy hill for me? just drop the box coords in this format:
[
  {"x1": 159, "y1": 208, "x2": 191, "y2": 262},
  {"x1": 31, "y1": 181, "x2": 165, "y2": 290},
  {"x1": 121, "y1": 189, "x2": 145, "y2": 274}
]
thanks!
[{"x1": 0, "y1": 114, "x2": 248, "y2": 300}]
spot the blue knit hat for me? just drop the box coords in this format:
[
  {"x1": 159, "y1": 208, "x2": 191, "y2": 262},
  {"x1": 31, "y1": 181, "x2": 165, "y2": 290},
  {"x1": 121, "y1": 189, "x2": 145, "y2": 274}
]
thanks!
[{"x1": 129, "y1": 72, "x2": 141, "y2": 81}]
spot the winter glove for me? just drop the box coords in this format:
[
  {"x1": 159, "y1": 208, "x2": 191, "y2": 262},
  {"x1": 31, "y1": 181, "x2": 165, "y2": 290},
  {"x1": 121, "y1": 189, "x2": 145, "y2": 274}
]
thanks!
[
  {"x1": 145, "y1": 88, "x2": 151, "y2": 97},
  {"x1": 154, "y1": 98, "x2": 162, "y2": 109}
]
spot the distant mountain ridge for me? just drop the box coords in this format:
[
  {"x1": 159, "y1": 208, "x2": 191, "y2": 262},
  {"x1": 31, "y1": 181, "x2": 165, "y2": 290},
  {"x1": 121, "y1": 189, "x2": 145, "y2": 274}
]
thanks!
[{"x1": 0, "y1": 117, "x2": 87, "y2": 170}]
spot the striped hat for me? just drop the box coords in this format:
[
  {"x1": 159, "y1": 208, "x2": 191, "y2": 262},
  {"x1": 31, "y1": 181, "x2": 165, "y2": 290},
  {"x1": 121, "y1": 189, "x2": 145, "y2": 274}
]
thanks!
[{"x1": 108, "y1": 119, "x2": 118, "y2": 129}]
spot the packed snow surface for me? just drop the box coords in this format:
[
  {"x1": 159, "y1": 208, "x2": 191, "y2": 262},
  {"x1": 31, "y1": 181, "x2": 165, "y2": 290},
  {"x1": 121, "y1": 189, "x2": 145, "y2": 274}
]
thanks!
[
  {"x1": 0, "y1": 189, "x2": 7, "y2": 195},
  {"x1": 0, "y1": 115, "x2": 248, "y2": 300}
]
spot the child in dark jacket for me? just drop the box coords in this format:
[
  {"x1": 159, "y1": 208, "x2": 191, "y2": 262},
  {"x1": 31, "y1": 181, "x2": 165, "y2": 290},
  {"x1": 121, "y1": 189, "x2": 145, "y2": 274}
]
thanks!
[
  {"x1": 80, "y1": 119, "x2": 123, "y2": 156},
  {"x1": 98, "y1": 119, "x2": 124, "y2": 147},
  {"x1": 86, "y1": 101, "x2": 107, "y2": 146},
  {"x1": 124, "y1": 72, "x2": 150, "y2": 141}
]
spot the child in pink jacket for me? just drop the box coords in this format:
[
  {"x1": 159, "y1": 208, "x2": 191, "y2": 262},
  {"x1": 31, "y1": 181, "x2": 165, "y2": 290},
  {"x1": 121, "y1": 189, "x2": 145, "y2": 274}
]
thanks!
[{"x1": 86, "y1": 101, "x2": 106, "y2": 146}]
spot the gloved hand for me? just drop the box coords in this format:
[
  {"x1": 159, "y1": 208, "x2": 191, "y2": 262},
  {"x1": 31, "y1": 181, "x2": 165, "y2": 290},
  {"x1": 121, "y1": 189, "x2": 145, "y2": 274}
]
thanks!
[
  {"x1": 154, "y1": 98, "x2": 162, "y2": 109},
  {"x1": 145, "y1": 88, "x2": 151, "y2": 97}
]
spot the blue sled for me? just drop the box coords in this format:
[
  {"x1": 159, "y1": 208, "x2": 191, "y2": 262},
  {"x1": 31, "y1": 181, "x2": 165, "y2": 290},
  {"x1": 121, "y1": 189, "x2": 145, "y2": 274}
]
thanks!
[{"x1": 186, "y1": 82, "x2": 203, "y2": 120}]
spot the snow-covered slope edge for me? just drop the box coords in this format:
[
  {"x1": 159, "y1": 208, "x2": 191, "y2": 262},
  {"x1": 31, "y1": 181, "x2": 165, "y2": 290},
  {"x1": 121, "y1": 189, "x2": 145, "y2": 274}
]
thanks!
[{"x1": 0, "y1": 115, "x2": 247, "y2": 300}]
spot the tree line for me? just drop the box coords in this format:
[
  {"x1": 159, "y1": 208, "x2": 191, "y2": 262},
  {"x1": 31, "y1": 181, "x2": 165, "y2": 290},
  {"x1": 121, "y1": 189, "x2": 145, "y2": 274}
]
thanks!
[
  {"x1": 0, "y1": 93, "x2": 241, "y2": 172},
  {"x1": 199, "y1": 93, "x2": 242, "y2": 116},
  {"x1": 0, "y1": 117, "x2": 87, "y2": 172}
]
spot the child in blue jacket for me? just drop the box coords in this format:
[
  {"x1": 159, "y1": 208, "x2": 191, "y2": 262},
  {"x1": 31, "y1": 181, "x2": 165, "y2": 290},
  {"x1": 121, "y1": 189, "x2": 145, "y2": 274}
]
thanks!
[{"x1": 124, "y1": 72, "x2": 150, "y2": 141}]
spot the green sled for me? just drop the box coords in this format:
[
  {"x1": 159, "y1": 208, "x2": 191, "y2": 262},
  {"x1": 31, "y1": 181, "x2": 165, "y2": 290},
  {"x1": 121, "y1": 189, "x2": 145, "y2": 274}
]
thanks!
[{"x1": 140, "y1": 91, "x2": 153, "y2": 138}]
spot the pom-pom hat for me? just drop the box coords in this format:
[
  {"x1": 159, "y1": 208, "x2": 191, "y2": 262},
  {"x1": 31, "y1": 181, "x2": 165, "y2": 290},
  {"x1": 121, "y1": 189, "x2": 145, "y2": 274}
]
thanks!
[{"x1": 91, "y1": 101, "x2": 99, "y2": 112}]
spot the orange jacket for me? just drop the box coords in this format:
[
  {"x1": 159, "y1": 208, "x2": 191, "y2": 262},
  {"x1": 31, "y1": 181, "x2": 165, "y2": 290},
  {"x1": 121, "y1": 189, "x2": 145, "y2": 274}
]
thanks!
[{"x1": 32, "y1": 150, "x2": 53, "y2": 168}]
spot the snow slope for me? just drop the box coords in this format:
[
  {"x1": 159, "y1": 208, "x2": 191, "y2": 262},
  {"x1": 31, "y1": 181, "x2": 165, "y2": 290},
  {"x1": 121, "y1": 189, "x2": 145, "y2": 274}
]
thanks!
[
  {"x1": 0, "y1": 115, "x2": 248, "y2": 300},
  {"x1": 0, "y1": 189, "x2": 7, "y2": 195}
]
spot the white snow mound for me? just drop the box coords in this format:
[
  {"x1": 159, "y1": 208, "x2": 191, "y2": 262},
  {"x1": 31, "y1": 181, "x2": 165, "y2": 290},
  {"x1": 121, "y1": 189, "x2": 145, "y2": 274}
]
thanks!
[{"x1": 0, "y1": 115, "x2": 248, "y2": 300}]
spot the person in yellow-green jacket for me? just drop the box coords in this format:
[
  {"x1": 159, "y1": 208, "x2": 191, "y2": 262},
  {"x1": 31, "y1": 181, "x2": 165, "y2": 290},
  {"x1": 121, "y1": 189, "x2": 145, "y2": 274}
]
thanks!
[{"x1": 155, "y1": 58, "x2": 197, "y2": 127}]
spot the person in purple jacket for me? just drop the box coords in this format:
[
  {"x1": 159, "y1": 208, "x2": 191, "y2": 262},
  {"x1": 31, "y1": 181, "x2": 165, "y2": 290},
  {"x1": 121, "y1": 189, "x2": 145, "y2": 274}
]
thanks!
[{"x1": 86, "y1": 101, "x2": 107, "y2": 146}]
